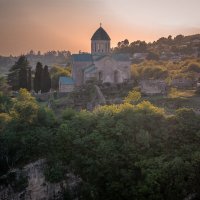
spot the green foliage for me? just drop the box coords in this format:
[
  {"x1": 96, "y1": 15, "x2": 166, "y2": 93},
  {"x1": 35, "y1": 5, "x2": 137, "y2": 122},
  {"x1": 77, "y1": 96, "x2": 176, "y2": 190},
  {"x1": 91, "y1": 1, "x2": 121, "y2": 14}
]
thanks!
[
  {"x1": 124, "y1": 90, "x2": 141, "y2": 104},
  {"x1": 62, "y1": 108, "x2": 77, "y2": 121},
  {"x1": 53, "y1": 99, "x2": 200, "y2": 199},
  {"x1": 10, "y1": 89, "x2": 39, "y2": 124},
  {"x1": 114, "y1": 34, "x2": 199, "y2": 57},
  {"x1": 136, "y1": 100, "x2": 165, "y2": 115},
  {"x1": 34, "y1": 63, "x2": 51, "y2": 93},
  {"x1": 141, "y1": 66, "x2": 168, "y2": 79},
  {"x1": 131, "y1": 59, "x2": 200, "y2": 81},
  {"x1": 0, "y1": 76, "x2": 10, "y2": 94},
  {"x1": 1, "y1": 87, "x2": 200, "y2": 199},
  {"x1": 146, "y1": 52, "x2": 159, "y2": 61},
  {"x1": 37, "y1": 107, "x2": 56, "y2": 126},
  {"x1": 186, "y1": 62, "x2": 200, "y2": 73},
  {"x1": 114, "y1": 40, "x2": 147, "y2": 54},
  {"x1": 7, "y1": 55, "x2": 31, "y2": 91},
  {"x1": 0, "y1": 92, "x2": 12, "y2": 113},
  {"x1": 0, "y1": 92, "x2": 57, "y2": 170},
  {"x1": 50, "y1": 65, "x2": 71, "y2": 90},
  {"x1": 34, "y1": 62, "x2": 43, "y2": 93},
  {"x1": 168, "y1": 87, "x2": 180, "y2": 98},
  {"x1": 0, "y1": 112, "x2": 12, "y2": 131},
  {"x1": 41, "y1": 65, "x2": 51, "y2": 93},
  {"x1": 44, "y1": 161, "x2": 65, "y2": 183}
]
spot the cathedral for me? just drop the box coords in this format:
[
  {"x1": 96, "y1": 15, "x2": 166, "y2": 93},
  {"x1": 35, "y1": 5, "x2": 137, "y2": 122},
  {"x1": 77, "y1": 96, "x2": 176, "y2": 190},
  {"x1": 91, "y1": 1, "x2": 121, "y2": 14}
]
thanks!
[{"x1": 71, "y1": 25, "x2": 131, "y2": 86}]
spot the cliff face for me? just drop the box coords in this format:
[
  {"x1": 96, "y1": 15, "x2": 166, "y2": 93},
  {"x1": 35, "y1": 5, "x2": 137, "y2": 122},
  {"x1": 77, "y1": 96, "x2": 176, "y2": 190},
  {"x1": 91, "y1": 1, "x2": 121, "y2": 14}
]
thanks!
[{"x1": 0, "y1": 159, "x2": 81, "y2": 200}]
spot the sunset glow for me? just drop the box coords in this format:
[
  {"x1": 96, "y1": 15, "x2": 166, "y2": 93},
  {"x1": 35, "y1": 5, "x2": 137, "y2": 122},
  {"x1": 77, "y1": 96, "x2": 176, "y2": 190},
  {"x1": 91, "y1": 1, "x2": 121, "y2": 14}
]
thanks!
[{"x1": 0, "y1": 0, "x2": 200, "y2": 56}]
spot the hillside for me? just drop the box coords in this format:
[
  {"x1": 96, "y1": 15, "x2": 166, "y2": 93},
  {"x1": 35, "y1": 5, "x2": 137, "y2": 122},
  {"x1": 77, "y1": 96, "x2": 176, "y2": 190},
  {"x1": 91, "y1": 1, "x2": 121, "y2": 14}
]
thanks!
[
  {"x1": 114, "y1": 34, "x2": 200, "y2": 62},
  {"x1": 1, "y1": 34, "x2": 200, "y2": 75},
  {"x1": 1, "y1": 89, "x2": 200, "y2": 199},
  {"x1": 0, "y1": 51, "x2": 71, "y2": 75}
]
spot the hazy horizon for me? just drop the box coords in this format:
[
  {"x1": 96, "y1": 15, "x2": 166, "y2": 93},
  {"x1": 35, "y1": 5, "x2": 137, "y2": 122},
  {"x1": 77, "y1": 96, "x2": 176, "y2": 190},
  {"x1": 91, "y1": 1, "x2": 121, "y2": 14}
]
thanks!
[{"x1": 1, "y1": 0, "x2": 200, "y2": 56}]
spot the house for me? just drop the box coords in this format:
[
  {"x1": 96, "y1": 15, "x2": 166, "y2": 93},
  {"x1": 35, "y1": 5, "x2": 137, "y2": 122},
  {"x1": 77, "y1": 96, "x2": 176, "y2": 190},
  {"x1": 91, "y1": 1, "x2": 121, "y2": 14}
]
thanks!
[{"x1": 59, "y1": 76, "x2": 75, "y2": 92}]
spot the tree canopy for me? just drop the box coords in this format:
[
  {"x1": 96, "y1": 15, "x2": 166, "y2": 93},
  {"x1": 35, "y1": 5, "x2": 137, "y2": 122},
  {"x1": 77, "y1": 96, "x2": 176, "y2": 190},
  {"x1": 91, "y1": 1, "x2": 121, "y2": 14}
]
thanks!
[
  {"x1": 7, "y1": 55, "x2": 31, "y2": 91},
  {"x1": 1, "y1": 89, "x2": 200, "y2": 199}
]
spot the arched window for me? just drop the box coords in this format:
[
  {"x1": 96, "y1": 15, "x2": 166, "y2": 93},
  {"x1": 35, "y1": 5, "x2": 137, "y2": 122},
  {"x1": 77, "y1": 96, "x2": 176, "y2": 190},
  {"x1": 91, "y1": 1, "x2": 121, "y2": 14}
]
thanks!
[
  {"x1": 114, "y1": 70, "x2": 119, "y2": 83},
  {"x1": 98, "y1": 71, "x2": 103, "y2": 81}
]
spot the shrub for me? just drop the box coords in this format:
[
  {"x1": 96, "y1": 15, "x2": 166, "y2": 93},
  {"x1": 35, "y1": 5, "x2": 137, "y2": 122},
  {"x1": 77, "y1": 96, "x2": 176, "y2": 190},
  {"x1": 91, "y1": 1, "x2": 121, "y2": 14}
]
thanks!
[
  {"x1": 124, "y1": 90, "x2": 141, "y2": 104},
  {"x1": 187, "y1": 62, "x2": 200, "y2": 73}
]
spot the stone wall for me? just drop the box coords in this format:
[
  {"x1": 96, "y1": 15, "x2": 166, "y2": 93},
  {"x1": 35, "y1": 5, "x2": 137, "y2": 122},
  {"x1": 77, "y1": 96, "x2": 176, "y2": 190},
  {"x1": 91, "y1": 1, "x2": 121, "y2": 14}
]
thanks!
[
  {"x1": 171, "y1": 78, "x2": 195, "y2": 88},
  {"x1": 139, "y1": 79, "x2": 168, "y2": 95}
]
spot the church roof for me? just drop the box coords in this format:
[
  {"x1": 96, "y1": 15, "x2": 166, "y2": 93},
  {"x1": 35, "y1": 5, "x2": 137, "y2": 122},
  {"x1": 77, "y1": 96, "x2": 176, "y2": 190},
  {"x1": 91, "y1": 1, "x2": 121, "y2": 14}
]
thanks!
[
  {"x1": 84, "y1": 64, "x2": 96, "y2": 73},
  {"x1": 59, "y1": 76, "x2": 75, "y2": 85},
  {"x1": 91, "y1": 27, "x2": 111, "y2": 41},
  {"x1": 112, "y1": 53, "x2": 130, "y2": 61},
  {"x1": 72, "y1": 54, "x2": 93, "y2": 62},
  {"x1": 93, "y1": 55, "x2": 107, "y2": 61},
  {"x1": 93, "y1": 54, "x2": 130, "y2": 62}
]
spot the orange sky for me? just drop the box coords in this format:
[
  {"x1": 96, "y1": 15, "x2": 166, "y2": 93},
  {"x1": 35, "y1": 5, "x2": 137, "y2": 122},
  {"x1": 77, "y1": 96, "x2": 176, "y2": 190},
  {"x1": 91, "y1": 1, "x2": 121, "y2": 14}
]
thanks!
[{"x1": 0, "y1": 0, "x2": 200, "y2": 56}]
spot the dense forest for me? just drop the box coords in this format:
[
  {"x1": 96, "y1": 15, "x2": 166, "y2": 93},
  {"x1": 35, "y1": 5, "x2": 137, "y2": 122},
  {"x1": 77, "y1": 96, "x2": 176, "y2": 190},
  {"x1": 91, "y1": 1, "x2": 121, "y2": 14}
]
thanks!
[{"x1": 1, "y1": 85, "x2": 200, "y2": 199}]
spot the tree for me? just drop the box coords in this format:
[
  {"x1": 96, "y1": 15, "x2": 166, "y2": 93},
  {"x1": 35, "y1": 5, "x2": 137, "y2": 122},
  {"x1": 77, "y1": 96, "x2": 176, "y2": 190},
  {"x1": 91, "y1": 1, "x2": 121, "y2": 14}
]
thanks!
[
  {"x1": 7, "y1": 56, "x2": 30, "y2": 91},
  {"x1": 0, "y1": 76, "x2": 10, "y2": 94},
  {"x1": 27, "y1": 68, "x2": 32, "y2": 91},
  {"x1": 123, "y1": 39, "x2": 129, "y2": 46},
  {"x1": 174, "y1": 34, "x2": 184, "y2": 43},
  {"x1": 146, "y1": 52, "x2": 159, "y2": 60},
  {"x1": 41, "y1": 65, "x2": 51, "y2": 93},
  {"x1": 33, "y1": 62, "x2": 43, "y2": 93},
  {"x1": 124, "y1": 90, "x2": 141, "y2": 104},
  {"x1": 10, "y1": 88, "x2": 39, "y2": 124},
  {"x1": 50, "y1": 65, "x2": 71, "y2": 90}
]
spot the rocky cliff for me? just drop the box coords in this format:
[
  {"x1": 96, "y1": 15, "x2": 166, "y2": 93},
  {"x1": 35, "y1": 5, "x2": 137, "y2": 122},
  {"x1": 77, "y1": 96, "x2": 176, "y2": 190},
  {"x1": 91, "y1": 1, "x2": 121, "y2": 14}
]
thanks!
[{"x1": 0, "y1": 159, "x2": 81, "y2": 200}]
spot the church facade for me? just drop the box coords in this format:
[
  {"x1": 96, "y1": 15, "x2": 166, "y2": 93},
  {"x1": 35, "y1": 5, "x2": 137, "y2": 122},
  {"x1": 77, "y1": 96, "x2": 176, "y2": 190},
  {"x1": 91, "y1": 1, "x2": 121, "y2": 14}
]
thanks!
[{"x1": 72, "y1": 25, "x2": 131, "y2": 86}]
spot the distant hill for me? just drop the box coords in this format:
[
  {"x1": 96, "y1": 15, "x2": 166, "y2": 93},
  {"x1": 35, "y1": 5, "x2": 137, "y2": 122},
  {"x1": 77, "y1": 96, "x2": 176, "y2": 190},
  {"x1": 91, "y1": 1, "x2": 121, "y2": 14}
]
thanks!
[
  {"x1": 113, "y1": 34, "x2": 200, "y2": 61},
  {"x1": 0, "y1": 50, "x2": 71, "y2": 75},
  {"x1": 1, "y1": 34, "x2": 200, "y2": 75}
]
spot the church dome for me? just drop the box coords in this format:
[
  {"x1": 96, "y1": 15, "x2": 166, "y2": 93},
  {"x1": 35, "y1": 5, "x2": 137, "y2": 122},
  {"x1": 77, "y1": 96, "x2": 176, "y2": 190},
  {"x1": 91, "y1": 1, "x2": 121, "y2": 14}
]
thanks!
[{"x1": 91, "y1": 26, "x2": 111, "y2": 41}]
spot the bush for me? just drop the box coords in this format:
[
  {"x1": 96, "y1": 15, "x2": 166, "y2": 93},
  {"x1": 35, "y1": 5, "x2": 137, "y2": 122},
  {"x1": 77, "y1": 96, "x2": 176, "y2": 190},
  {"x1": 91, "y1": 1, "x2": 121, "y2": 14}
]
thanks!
[
  {"x1": 187, "y1": 62, "x2": 200, "y2": 73},
  {"x1": 134, "y1": 65, "x2": 168, "y2": 80},
  {"x1": 124, "y1": 90, "x2": 141, "y2": 104}
]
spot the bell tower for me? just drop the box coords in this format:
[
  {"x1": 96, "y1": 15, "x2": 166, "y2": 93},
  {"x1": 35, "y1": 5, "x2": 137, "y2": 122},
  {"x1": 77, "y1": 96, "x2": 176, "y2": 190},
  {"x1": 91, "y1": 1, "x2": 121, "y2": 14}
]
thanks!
[{"x1": 91, "y1": 24, "x2": 111, "y2": 55}]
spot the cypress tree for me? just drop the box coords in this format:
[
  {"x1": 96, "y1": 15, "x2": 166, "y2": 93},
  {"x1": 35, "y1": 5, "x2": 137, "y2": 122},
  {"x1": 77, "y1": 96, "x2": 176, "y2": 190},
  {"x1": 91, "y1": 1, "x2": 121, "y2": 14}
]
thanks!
[
  {"x1": 27, "y1": 68, "x2": 32, "y2": 91},
  {"x1": 41, "y1": 65, "x2": 51, "y2": 93},
  {"x1": 8, "y1": 55, "x2": 29, "y2": 90},
  {"x1": 19, "y1": 66, "x2": 28, "y2": 89},
  {"x1": 34, "y1": 62, "x2": 43, "y2": 93}
]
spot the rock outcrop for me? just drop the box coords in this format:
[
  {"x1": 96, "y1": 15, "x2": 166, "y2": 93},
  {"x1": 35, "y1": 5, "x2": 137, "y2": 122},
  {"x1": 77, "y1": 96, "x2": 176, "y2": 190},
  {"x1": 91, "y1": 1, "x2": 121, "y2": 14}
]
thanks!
[{"x1": 0, "y1": 159, "x2": 81, "y2": 200}]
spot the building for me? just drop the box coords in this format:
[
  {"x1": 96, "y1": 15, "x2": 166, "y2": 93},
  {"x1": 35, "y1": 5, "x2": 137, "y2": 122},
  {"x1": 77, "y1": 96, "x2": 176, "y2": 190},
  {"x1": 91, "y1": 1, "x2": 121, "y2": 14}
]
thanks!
[
  {"x1": 59, "y1": 76, "x2": 75, "y2": 92},
  {"x1": 72, "y1": 25, "x2": 131, "y2": 86}
]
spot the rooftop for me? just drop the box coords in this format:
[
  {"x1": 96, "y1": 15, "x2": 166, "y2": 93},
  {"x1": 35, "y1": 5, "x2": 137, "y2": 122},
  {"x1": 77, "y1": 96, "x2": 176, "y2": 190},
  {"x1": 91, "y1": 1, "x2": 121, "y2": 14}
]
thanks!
[
  {"x1": 112, "y1": 53, "x2": 130, "y2": 61},
  {"x1": 59, "y1": 76, "x2": 75, "y2": 85},
  {"x1": 84, "y1": 64, "x2": 96, "y2": 73},
  {"x1": 72, "y1": 54, "x2": 93, "y2": 62},
  {"x1": 91, "y1": 26, "x2": 111, "y2": 41}
]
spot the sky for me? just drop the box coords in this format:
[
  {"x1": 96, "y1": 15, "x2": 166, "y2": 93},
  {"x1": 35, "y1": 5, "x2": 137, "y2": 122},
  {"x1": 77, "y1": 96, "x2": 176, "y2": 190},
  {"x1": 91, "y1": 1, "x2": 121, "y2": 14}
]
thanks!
[{"x1": 0, "y1": 0, "x2": 200, "y2": 56}]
